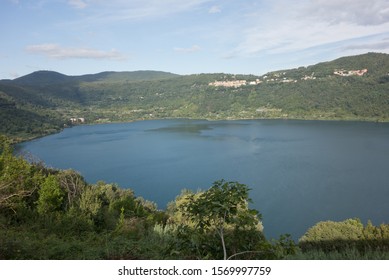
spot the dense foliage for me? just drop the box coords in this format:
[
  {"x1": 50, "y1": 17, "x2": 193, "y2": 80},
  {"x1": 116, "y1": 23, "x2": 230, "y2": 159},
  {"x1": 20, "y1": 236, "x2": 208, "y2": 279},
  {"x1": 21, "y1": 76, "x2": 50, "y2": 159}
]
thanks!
[
  {"x1": 1, "y1": 136, "x2": 388, "y2": 259},
  {"x1": 291, "y1": 219, "x2": 389, "y2": 259},
  {"x1": 164, "y1": 182, "x2": 284, "y2": 260},
  {"x1": 1, "y1": 53, "x2": 389, "y2": 141},
  {"x1": 0, "y1": 136, "x2": 297, "y2": 259}
]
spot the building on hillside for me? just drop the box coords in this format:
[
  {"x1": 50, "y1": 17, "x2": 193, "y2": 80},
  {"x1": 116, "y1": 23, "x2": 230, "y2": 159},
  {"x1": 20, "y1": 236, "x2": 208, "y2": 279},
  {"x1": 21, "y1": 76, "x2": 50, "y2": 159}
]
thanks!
[
  {"x1": 70, "y1": 117, "x2": 86, "y2": 124},
  {"x1": 334, "y1": 69, "x2": 368, "y2": 76},
  {"x1": 209, "y1": 80, "x2": 247, "y2": 88}
]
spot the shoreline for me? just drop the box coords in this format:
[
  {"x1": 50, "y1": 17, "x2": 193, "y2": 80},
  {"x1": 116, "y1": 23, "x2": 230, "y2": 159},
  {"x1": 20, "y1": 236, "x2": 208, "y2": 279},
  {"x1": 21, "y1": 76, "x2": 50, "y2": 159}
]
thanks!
[{"x1": 12, "y1": 114, "x2": 389, "y2": 145}]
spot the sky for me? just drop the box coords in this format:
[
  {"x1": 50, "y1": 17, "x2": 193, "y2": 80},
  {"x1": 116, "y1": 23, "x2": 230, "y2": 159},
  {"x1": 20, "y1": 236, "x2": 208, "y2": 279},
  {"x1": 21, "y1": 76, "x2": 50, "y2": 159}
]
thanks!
[{"x1": 1, "y1": 0, "x2": 389, "y2": 79}]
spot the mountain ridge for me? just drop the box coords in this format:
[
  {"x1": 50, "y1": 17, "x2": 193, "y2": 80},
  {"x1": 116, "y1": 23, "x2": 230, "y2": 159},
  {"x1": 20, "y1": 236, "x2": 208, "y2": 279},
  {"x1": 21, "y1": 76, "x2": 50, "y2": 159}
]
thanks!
[
  {"x1": 5, "y1": 52, "x2": 388, "y2": 84},
  {"x1": 6, "y1": 70, "x2": 180, "y2": 86},
  {"x1": 1, "y1": 52, "x2": 389, "y2": 141}
]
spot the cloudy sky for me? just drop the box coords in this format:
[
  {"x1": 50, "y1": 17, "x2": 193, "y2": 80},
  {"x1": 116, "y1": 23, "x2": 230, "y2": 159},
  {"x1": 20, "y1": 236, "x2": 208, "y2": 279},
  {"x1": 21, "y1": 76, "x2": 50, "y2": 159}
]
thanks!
[{"x1": 1, "y1": 0, "x2": 389, "y2": 79}]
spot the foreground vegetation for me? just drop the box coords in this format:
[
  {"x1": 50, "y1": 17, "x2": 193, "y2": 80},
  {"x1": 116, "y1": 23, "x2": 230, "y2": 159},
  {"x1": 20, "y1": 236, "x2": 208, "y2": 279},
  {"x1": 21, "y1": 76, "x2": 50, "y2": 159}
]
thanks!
[
  {"x1": 1, "y1": 52, "x2": 389, "y2": 259},
  {"x1": 0, "y1": 136, "x2": 295, "y2": 259},
  {"x1": 1, "y1": 136, "x2": 388, "y2": 259},
  {"x1": 1, "y1": 53, "x2": 389, "y2": 141}
]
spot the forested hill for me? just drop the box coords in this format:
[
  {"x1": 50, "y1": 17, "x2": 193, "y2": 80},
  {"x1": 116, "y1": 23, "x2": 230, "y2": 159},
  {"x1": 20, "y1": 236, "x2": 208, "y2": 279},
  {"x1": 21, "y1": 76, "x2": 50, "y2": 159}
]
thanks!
[
  {"x1": 1, "y1": 52, "x2": 389, "y2": 141},
  {"x1": 9, "y1": 70, "x2": 179, "y2": 86}
]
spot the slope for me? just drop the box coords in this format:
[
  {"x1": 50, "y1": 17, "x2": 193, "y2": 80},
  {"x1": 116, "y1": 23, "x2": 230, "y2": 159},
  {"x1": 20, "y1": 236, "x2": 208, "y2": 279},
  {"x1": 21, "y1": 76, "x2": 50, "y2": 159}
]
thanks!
[{"x1": 0, "y1": 52, "x2": 388, "y2": 140}]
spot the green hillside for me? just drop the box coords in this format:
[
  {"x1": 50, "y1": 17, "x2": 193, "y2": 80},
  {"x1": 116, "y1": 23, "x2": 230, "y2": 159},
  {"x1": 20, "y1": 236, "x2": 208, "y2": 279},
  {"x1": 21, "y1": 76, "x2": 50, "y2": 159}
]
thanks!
[
  {"x1": 1, "y1": 52, "x2": 389, "y2": 140},
  {"x1": 10, "y1": 70, "x2": 179, "y2": 85},
  {"x1": 75, "y1": 70, "x2": 180, "y2": 83}
]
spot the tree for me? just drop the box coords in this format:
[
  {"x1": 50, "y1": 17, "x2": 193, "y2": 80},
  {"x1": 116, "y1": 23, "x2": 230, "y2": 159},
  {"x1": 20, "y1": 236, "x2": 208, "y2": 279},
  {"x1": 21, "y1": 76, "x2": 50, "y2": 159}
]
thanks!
[
  {"x1": 37, "y1": 175, "x2": 64, "y2": 215},
  {"x1": 363, "y1": 220, "x2": 380, "y2": 240},
  {"x1": 179, "y1": 180, "x2": 263, "y2": 260},
  {"x1": 0, "y1": 137, "x2": 42, "y2": 214},
  {"x1": 79, "y1": 185, "x2": 103, "y2": 224},
  {"x1": 299, "y1": 218, "x2": 365, "y2": 253},
  {"x1": 299, "y1": 218, "x2": 364, "y2": 243},
  {"x1": 57, "y1": 169, "x2": 86, "y2": 209}
]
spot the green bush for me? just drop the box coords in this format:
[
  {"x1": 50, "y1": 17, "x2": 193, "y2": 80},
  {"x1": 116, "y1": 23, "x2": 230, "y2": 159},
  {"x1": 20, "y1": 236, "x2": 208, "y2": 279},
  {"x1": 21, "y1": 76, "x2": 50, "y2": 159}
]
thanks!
[{"x1": 298, "y1": 219, "x2": 389, "y2": 258}]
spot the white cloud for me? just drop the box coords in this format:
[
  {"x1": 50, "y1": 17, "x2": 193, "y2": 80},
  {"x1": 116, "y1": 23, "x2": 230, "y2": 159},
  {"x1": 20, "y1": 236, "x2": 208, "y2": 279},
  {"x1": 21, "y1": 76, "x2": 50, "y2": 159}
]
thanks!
[
  {"x1": 66, "y1": 0, "x2": 213, "y2": 23},
  {"x1": 343, "y1": 39, "x2": 389, "y2": 51},
  {"x1": 25, "y1": 44, "x2": 127, "y2": 60},
  {"x1": 68, "y1": 0, "x2": 88, "y2": 9},
  {"x1": 230, "y1": 0, "x2": 389, "y2": 58},
  {"x1": 302, "y1": 0, "x2": 389, "y2": 26},
  {"x1": 209, "y1": 5, "x2": 221, "y2": 14},
  {"x1": 174, "y1": 45, "x2": 201, "y2": 53}
]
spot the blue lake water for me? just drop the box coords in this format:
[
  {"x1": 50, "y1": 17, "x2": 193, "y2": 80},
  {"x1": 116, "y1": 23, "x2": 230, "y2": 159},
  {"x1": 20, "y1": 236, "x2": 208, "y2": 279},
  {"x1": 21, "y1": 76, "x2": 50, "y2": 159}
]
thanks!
[{"x1": 17, "y1": 119, "x2": 389, "y2": 240}]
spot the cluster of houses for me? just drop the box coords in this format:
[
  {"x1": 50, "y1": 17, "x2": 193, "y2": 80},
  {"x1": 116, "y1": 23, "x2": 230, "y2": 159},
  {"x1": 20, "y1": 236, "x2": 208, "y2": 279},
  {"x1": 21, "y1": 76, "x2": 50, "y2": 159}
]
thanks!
[
  {"x1": 209, "y1": 76, "x2": 300, "y2": 88},
  {"x1": 333, "y1": 69, "x2": 368, "y2": 77},
  {"x1": 69, "y1": 117, "x2": 85, "y2": 124},
  {"x1": 208, "y1": 68, "x2": 368, "y2": 88},
  {"x1": 301, "y1": 73, "x2": 317, "y2": 80},
  {"x1": 208, "y1": 79, "x2": 265, "y2": 88},
  {"x1": 208, "y1": 80, "x2": 248, "y2": 88}
]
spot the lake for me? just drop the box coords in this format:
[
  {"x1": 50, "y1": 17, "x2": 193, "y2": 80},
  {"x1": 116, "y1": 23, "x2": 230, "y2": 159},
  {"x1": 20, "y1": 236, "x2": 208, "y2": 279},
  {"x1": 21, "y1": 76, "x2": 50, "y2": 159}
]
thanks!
[{"x1": 17, "y1": 119, "x2": 389, "y2": 240}]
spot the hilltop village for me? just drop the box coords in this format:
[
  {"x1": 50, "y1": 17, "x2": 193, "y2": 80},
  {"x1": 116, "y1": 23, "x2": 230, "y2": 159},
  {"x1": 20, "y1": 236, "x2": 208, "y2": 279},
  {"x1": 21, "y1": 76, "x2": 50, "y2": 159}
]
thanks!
[{"x1": 209, "y1": 68, "x2": 368, "y2": 88}]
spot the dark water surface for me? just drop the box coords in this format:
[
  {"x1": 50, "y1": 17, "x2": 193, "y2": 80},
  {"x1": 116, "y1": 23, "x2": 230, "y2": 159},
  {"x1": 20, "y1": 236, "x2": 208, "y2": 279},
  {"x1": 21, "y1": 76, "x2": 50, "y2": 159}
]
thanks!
[{"x1": 18, "y1": 119, "x2": 389, "y2": 239}]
